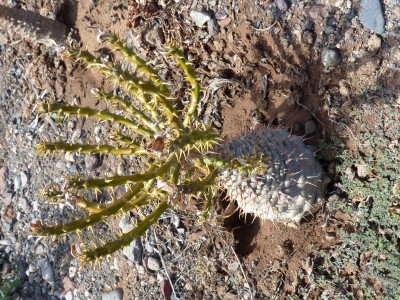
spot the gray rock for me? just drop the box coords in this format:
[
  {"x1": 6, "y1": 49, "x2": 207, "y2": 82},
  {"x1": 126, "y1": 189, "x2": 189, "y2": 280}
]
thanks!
[
  {"x1": 359, "y1": 0, "x2": 385, "y2": 35},
  {"x1": 41, "y1": 260, "x2": 55, "y2": 284},
  {"x1": 18, "y1": 197, "x2": 29, "y2": 212},
  {"x1": 190, "y1": 10, "x2": 211, "y2": 27},
  {"x1": 122, "y1": 238, "x2": 143, "y2": 263},
  {"x1": 68, "y1": 164, "x2": 78, "y2": 173},
  {"x1": 275, "y1": 0, "x2": 288, "y2": 11},
  {"x1": 321, "y1": 48, "x2": 341, "y2": 67},
  {"x1": 101, "y1": 288, "x2": 123, "y2": 300},
  {"x1": 85, "y1": 154, "x2": 101, "y2": 172},
  {"x1": 207, "y1": 19, "x2": 219, "y2": 36},
  {"x1": 1, "y1": 192, "x2": 13, "y2": 206},
  {"x1": 305, "y1": 120, "x2": 317, "y2": 135},
  {"x1": 118, "y1": 215, "x2": 134, "y2": 233}
]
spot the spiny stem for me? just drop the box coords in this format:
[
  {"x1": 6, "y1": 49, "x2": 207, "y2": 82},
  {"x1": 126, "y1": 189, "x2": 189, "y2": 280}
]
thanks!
[
  {"x1": 68, "y1": 48, "x2": 165, "y2": 123},
  {"x1": 96, "y1": 89, "x2": 159, "y2": 132},
  {"x1": 44, "y1": 103, "x2": 154, "y2": 138},
  {"x1": 172, "y1": 127, "x2": 220, "y2": 155},
  {"x1": 31, "y1": 183, "x2": 145, "y2": 235},
  {"x1": 37, "y1": 141, "x2": 153, "y2": 157},
  {"x1": 109, "y1": 65, "x2": 179, "y2": 129},
  {"x1": 75, "y1": 199, "x2": 169, "y2": 265},
  {"x1": 68, "y1": 155, "x2": 176, "y2": 190},
  {"x1": 107, "y1": 34, "x2": 166, "y2": 88},
  {"x1": 168, "y1": 46, "x2": 201, "y2": 128}
]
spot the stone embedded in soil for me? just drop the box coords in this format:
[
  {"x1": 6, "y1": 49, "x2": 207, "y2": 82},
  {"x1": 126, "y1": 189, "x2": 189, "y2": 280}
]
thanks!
[
  {"x1": 0, "y1": 166, "x2": 8, "y2": 193},
  {"x1": 20, "y1": 171, "x2": 29, "y2": 188},
  {"x1": 321, "y1": 48, "x2": 341, "y2": 67},
  {"x1": 13, "y1": 175, "x2": 21, "y2": 191},
  {"x1": 146, "y1": 256, "x2": 161, "y2": 272},
  {"x1": 275, "y1": 0, "x2": 288, "y2": 11},
  {"x1": 359, "y1": 0, "x2": 385, "y2": 35},
  {"x1": 122, "y1": 238, "x2": 143, "y2": 264},
  {"x1": 40, "y1": 260, "x2": 55, "y2": 284},
  {"x1": 101, "y1": 288, "x2": 123, "y2": 300},
  {"x1": 207, "y1": 19, "x2": 220, "y2": 36},
  {"x1": 85, "y1": 154, "x2": 101, "y2": 172},
  {"x1": 190, "y1": 10, "x2": 211, "y2": 27},
  {"x1": 1, "y1": 192, "x2": 13, "y2": 206},
  {"x1": 304, "y1": 120, "x2": 317, "y2": 135},
  {"x1": 306, "y1": 5, "x2": 327, "y2": 23}
]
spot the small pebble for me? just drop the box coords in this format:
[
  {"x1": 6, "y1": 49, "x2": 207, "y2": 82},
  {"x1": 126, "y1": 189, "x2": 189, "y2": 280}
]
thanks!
[
  {"x1": 207, "y1": 19, "x2": 220, "y2": 36},
  {"x1": 1, "y1": 192, "x2": 13, "y2": 206},
  {"x1": 122, "y1": 238, "x2": 143, "y2": 264},
  {"x1": 0, "y1": 166, "x2": 8, "y2": 193},
  {"x1": 119, "y1": 215, "x2": 134, "y2": 233},
  {"x1": 190, "y1": 10, "x2": 211, "y2": 27},
  {"x1": 69, "y1": 164, "x2": 78, "y2": 173},
  {"x1": 14, "y1": 175, "x2": 21, "y2": 190},
  {"x1": 321, "y1": 48, "x2": 341, "y2": 67},
  {"x1": 65, "y1": 152, "x2": 75, "y2": 162},
  {"x1": 145, "y1": 242, "x2": 154, "y2": 253},
  {"x1": 65, "y1": 291, "x2": 73, "y2": 300},
  {"x1": 146, "y1": 257, "x2": 161, "y2": 272},
  {"x1": 18, "y1": 197, "x2": 29, "y2": 212},
  {"x1": 71, "y1": 129, "x2": 82, "y2": 143},
  {"x1": 56, "y1": 160, "x2": 65, "y2": 170},
  {"x1": 304, "y1": 120, "x2": 317, "y2": 135},
  {"x1": 228, "y1": 261, "x2": 239, "y2": 271},
  {"x1": 20, "y1": 171, "x2": 29, "y2": 188},
  {"x1": 275, "y1": 0, "x2": 288, "y2": 11},
  {"x1": 41, "y1": 260, "x2": 55, "y2": 284},
  {"x1": 85, "y1": 154, "x2": 101, "y2": 172},
  {"x1": 69, "y1": 266, "x2": 77, "y2": 278},
  {"x1": 101, "y1": 288, "x2": 123, "y2": 300},
  {"x1": 0, "y1": 239, "x2": 12, "y2": 246}
]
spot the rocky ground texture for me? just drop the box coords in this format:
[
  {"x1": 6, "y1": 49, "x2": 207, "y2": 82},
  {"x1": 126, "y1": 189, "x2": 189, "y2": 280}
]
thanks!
[{"x1": 0, "y1": 0, "x2": 399, "y2": 299}]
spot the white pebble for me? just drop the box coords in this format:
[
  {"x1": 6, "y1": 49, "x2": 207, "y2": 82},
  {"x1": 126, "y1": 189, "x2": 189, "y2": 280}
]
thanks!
[
  {"x1": 14, "y1": 175, "x2": 21, "y2": 190},
  {"x1": 146, "y1": 257, "x2": 161, "y2": 272},
  {"x1": 190, "y1": 10, "x2": 211, "y2": 27},
  {"x1": 101, "y1": 288, "x2": 123, "y2": 300},
  {"x1": 65, "y1": 291, "x2": 73, "y2": 300},
  {"x1": 20, "y1": 171, "x2": 29, "y2": 188}
]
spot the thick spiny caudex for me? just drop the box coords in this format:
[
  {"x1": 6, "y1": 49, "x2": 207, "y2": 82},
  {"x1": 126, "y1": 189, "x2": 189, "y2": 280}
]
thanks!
[{"x1": 32, "y1": 35, "x2": 223, "y2": 265}]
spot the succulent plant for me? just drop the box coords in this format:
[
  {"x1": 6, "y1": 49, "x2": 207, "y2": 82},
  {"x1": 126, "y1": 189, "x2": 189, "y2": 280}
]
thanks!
[
  {"x1": 220, "y1": 128, "x2": 328, "y2": 222},
  {"x1": 31, "y1": 34, "x2": 328, "y2": 265}
]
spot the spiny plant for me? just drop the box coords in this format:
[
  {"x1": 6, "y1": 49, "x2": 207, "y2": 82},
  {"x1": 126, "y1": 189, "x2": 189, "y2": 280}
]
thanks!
[{"x1": 31, "y1": 34, "x2": 327, "y2": 266}]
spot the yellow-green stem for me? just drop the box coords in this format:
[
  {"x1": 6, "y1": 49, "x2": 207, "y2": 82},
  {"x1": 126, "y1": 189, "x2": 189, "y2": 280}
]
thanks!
[
  {"x1": 31, "y1": 183, "x2": 145, "y2": 235},
  {"x1": 77, "y1": 199, "x2": 169, "y2": 264},
  {"x1": 45, "y1": 103, "x2": 154, "y2": 138},
  {"x1": 37, "y1": 141, "x2": 153, "y2": 157}
]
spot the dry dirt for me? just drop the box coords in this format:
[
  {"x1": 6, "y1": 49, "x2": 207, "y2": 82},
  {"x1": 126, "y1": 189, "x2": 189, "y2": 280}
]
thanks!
[{"x1": 0, "y1": 0, "x2": 399, "y2": 299}]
